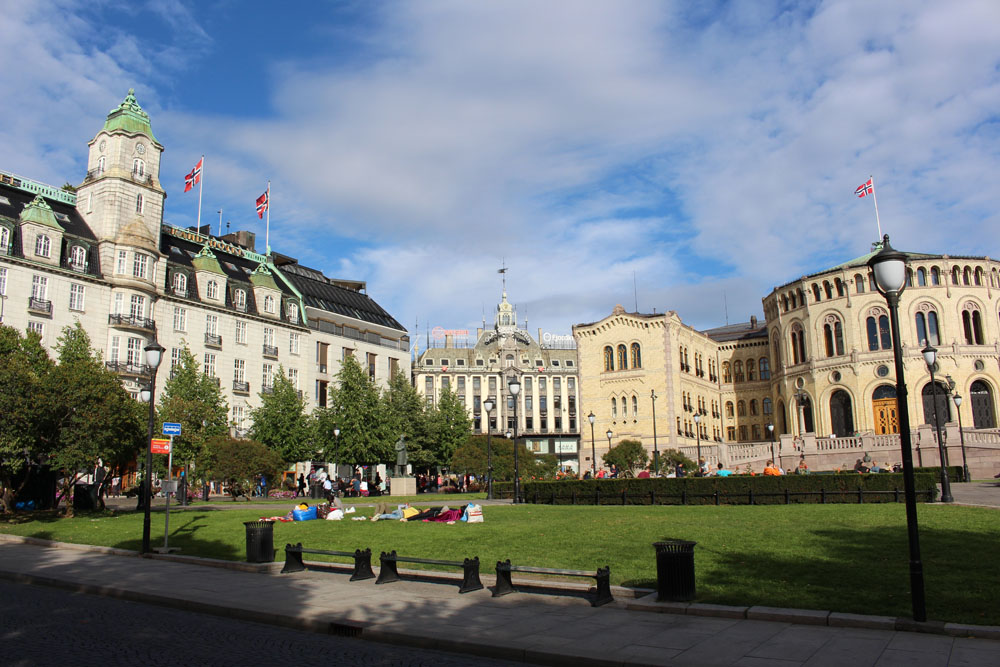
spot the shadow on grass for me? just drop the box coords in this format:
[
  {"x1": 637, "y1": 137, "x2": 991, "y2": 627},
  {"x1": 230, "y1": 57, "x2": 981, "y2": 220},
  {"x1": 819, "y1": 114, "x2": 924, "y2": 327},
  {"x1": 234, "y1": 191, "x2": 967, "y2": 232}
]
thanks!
[{"x1": 691, "y1": 523, "x2": 997, "y2": 625}]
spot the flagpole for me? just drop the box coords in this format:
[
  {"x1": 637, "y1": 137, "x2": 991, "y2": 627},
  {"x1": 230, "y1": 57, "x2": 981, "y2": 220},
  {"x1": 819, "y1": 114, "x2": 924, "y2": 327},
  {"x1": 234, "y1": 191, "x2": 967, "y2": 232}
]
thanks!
[
  {"x1": 265, "y1": 180, "x2": 271, "y2": 256},
  {"x1": 196, "y1": 155, "x2": 205, "y2": 232},
  {"x1": 218, "y1": 209, "x2": 223, "y2": 237},
  {"x1": 870, "y1": 174, "x2": 882, "y2": 239}
]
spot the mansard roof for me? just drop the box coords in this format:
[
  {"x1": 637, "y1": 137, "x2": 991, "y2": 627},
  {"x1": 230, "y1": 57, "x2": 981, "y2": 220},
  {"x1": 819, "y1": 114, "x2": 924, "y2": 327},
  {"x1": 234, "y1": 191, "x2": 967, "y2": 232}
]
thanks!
[
  {"x1": 0, "y1": 181, "x2": 96, "y2": 242},
  {"x1": 279, "y1": 261, "x2": 406, "y2": 333}
]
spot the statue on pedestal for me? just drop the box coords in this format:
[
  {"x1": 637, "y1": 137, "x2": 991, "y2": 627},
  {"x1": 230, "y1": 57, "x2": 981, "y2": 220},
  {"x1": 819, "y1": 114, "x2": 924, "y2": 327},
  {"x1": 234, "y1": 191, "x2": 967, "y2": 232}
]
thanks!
[{"x1": 395, "y1": 435, "x2": 408, "y2": 477}]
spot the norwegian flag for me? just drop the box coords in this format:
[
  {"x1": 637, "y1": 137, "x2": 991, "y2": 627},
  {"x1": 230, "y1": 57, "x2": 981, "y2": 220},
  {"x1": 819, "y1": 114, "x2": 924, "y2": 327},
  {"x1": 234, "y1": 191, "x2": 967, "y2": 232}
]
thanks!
[
  {"x1": 184, "y1": 158, "x2": 203, "y2": 192},
  {"x1": 855, "y1": 178, "x2": 874, "y2": 198},
  {"x1": 255, "y1": 189, "x2": 269, "y2": 218}
]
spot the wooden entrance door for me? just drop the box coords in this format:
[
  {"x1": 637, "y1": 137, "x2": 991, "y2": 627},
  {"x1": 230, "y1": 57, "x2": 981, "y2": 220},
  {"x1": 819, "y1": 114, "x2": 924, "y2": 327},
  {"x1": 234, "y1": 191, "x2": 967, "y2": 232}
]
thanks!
[{"x1": 873, "y1": 398, "x2": 899, "y2": 434}]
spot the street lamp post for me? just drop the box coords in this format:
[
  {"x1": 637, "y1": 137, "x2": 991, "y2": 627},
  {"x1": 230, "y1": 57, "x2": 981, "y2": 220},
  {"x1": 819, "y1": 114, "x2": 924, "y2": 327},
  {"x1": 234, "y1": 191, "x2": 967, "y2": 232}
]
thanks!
[
  {"x1": 605, "y1": 429, "x2": 612, "y2": 474},
  {"x1": 868, "y1": 234, "x2": 926, "y2": 622},
  {"x1": 767, "y1": 422, "x2": 775, "y2": 467},
  {"x1": 140, "y1": 341, "x2": 164, "y2": 555},
  {"x1": 587, "y1": 412, "x2": 596, "y2": 477},
  {"x1": 508, "y1": 378, "x2": 521, "y2": 504},
  {"x1": 650, "y1": 390, "x2": 659, "y2": 475},
  {"x1": 332, "y1": 427, "x2": 340, "y2": 482},
  {"x1": 952, "y1": 393, "x2": 971, "y2": 482},
  {"x1": 693, "y1": 413, "x2": 702, "y2": 475},
  {"x1": 921, "y1": 344, "x2": 954, "y2": 503},
  {"x1": 484, "y1": 398, "x2": 495, "y2": 499}
]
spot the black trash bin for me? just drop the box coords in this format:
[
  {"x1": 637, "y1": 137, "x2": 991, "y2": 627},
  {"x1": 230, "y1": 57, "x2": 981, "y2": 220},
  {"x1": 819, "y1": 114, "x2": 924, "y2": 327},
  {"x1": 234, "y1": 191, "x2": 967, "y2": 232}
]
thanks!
[
  {"x1": 179, "y1": 477, "x2": 188, "y2": 506},
  {"x1": 653, "y1": 539, "x2": 697, "y2": 601},
  {"x1": 73, "y1": 483, "x2": 96, "y2": 511},
  {"x1": 310, "y1": 483, "x2": 322, "y2": 499},
  {"x1": 244, "y1": 520, "x2": 275, "y2": 563},
  {"x1": 202, "y1": 483, "x2": 210, "y2": 502}
]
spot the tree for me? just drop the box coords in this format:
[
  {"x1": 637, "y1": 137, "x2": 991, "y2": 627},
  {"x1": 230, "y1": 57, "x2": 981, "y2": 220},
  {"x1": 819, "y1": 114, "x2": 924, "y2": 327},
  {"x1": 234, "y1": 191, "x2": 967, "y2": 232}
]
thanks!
[
  {"x1": 204, "y1": 436, "x2": 284, "y2": 501},
  {"x1": 380, "y1": 370, "x2": 435, "y2": 470},
  {"x1": 451, "y1": 435, "x2": 557, "y2": 480},
  {"x1": 658, "y1": 448, "x2": 696, "y2": 473},
  {"x1": 156, "y1": 344, "x2": 229, "y2": 473},
  {"x1": 322, "y1": 355, "x2": 391, "y2": 467},
  {"x1": 428, "y1": 385, "x2": 472, "y2": 467},
  {"x1": 249, "y1": 365, "x2": 313, "y2": 464},
  {"x1": 602, "y1": 439, "x2": 648, "y2": 477}
]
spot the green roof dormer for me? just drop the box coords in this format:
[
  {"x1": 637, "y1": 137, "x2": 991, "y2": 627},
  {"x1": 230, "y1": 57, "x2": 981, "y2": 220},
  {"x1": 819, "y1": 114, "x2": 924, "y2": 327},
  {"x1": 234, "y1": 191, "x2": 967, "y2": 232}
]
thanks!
[
  {"x1": 191, "y1": 244, "x2": 225, "y2": 275},
  {"x1": 19, "y1": 195, "x2": 63, "y2": 231},
  {"x1": 250, "y1": 261, "x2": 280, "y2": 291},
  {"x1": 103, "y1": 89, "x2": 158, "y2": 142}
]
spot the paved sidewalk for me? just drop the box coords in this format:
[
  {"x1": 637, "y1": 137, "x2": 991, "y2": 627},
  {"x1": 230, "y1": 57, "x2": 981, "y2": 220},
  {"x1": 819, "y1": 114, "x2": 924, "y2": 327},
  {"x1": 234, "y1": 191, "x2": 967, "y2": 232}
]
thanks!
[{"x1": 1, "y1": 539, "x2": 998, "y2": 666}]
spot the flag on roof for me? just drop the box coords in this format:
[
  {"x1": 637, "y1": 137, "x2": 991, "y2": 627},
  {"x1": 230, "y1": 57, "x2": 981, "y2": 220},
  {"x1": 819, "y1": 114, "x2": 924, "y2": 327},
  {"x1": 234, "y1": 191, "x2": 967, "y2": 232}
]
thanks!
[
  {"x1": 184, "y1": 158, "x2": 203, "y2": 192},
  {"x1": 855, "y1": 178, "x2": 874, "y2": 198},
  {"x1": 256, "y1": 189, "x2": 269, "y2": 219}
]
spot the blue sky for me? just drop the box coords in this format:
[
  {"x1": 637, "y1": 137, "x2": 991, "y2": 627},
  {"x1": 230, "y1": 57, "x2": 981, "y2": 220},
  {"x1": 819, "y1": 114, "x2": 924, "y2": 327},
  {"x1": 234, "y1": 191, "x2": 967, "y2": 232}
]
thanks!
[{"x1": 3, "y1": 0, "x2": 999, "y2": 342}]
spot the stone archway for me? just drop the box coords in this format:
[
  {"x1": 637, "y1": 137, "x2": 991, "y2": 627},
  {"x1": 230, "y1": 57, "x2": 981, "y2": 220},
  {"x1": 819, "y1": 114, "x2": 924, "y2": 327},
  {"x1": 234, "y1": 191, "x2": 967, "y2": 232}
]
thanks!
[
  {"x1": 830, "y1": 390, "x2": 854, "y2": 437},
  {"x1": 872, "y1": 384, "x2": 898, "y2": 435},
  {"x1": 971, "y1": 380, "x2": 996, "y2": 428},
  {"x1": 921, "y1": 382, "x2": 951, "y2": 426}
]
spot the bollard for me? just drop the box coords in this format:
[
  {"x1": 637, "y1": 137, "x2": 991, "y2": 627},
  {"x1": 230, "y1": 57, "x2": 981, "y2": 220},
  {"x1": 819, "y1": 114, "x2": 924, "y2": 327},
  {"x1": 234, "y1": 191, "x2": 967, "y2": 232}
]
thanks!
[{"x1": 653, "y1": 539, "x2": 697, "y2": 601}]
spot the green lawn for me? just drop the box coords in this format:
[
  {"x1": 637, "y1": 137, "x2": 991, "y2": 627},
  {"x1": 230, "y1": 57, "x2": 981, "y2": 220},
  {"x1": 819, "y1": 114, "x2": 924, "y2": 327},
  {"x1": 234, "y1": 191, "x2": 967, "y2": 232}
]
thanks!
[{"x1": 2, "y1": 503, "x2": 995, "y2": 626}]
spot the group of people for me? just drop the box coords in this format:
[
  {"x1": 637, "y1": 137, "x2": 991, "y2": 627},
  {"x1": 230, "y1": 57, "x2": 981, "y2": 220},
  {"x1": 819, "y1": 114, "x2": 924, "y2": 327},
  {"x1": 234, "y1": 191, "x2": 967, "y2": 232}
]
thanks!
[{"x1": 295, "y1": 468, "x2": 390, "y2": 501}]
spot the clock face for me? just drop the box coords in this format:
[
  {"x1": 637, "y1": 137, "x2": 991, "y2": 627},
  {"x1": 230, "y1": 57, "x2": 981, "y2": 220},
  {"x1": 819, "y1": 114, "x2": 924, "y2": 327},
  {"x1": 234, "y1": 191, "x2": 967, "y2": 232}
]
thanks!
[
  {"x1": 99, "y1": 140, "x2": 106, "y2": 152},
  {"x1": 136, "y1": 143, "x2": 145, "y2": 155}
]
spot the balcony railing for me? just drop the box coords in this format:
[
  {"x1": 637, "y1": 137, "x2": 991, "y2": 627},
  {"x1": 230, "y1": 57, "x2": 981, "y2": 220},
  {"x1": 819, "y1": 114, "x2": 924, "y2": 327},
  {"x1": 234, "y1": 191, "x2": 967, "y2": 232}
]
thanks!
[
  {"x1": 106, "y1": 361, "x2": 150, "y2": 377},
  {"x1": 234, "y1": 302, "x2": 247, "y2": 313},
  {"x1": 172, "y1": 287, "x2": 188, "y2": 298},
  {"x1": 233, "y1": 380, "x2": 250, "y2": 394},
  {"x1": 205, "y1": 333, "x2": 223, "y2": 347},
  {"x1": 28, "y1": 297, "x2": 52, "y2": 314},
  {"x1": 262, "y1": 344, "x2": 278, "y2": 358},
  {"x1": 108, "y1": 313, "x2": 156, "y2": 332},
  {"x1": 61, "y1": 257, "x2": 90, "y2": 274},
  {"x1": 262, "y1": 385, "x2": 274, "y2": 394}
]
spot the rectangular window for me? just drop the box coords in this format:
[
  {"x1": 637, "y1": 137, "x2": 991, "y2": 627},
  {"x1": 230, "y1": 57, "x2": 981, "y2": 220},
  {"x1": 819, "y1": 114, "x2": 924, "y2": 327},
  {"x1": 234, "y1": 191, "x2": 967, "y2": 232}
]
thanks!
[
  {"x1": 114, "y1": 293, "x2": 124, "y2": 315},
  {"x1": 110, "y1": 336, "x2": 120, "y2": 362},
  {"x1": 0, "y1": 267, "x2": 6, "y2": 296},
  {"x1": 31, "y1": 275, "x2": 48, "y2": 300},
  {"x1": 133, "y1": 253, "x2": 147, "y2": 279},
  {"x1": 540, "y1": 396, "x2": 547, "y2": 413},
  {"x1": 206, "y1": 314, "x2": 218, "y2": 336},
  {"x1": 289, "y1": 332, "x2": 300, "y2": 355},
  {"x1": 234, "y1": 358, "x2": 245, "y2": 383},
  {"x1": 390, "y1": 357, "x2": 399, "y2": 377},
  {"x1": 126, "y1": 337, "x2": 143, "y2": 365},
  {"x1": 287, "y1": 367, "x2": 299, "y2": 389},
  {"x1": 130, "y1": 294, "x2": 145, "y2": 320},
  {"x1": 262, "y1": 363, "x2": 273, "y2": 388},
  {"x1": 171, "y1": 347, "x2": 181, "y2": 370},
  {"x1": 117, "y1": 250, "x2": 128, "y2": 275},
  {"x1": 204, "y1": 353, "x2": 217, "y2": 377},
  {"x1": 27, "y1": 321, "x2": 44, "y2": 336},
  {"x1": 173, "y1": 307, "x2": 187, "y2": 332},
  {"x1": 343, "y1": 347, "x2": 354, "y2": 360},
  {"x1": 69, "y1": 284, "x2": 85, "y2": 311},
  {"x1": 232, "y1": 405, "x2": 245, "y2": 431},
  {"x1": 235, "y1": 320, "x2": 247, "y2": 344},
  {"x1": 525, "y1": 395, "x2": 533, "y2": 411},
  {"x1": 263, "y1": 327, "x2": 274, "y2": 347},
  {"x1": 367, "y1": 352, "x2": 376, "y2": 380},
  {"x1": 525, "y1": 416, "x2": 533, "y2": 430}
]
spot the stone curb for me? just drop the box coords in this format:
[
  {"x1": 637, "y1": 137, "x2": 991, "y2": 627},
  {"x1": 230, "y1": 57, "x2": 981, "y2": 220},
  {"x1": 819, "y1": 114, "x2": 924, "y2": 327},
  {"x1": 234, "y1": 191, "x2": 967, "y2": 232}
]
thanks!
[{"x1": 4, "y1": 534, "x2": 1000, "y2": 643}]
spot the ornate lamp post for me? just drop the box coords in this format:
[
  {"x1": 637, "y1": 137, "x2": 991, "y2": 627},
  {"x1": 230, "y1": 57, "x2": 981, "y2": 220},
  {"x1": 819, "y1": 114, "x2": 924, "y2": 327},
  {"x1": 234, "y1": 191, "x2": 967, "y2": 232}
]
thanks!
[
  {"x1": 140, "y1": 341, "x2": 164, "y2": 555},
  {"x1": 951, "y1": 392, "x2": 971, "y2": 482},
  {"x1": 767, "y1": 422, "x2": 775, "y2": 467},
  {"x1": 868, "y1": 234, "x2": 926, "y2": 622},
  {"x1": 587, "y1": 412, "x2": 596, "y2": 477},
  {"x1": 508, "y1": 378, "x2": 521, "y2": 504},
  {"x1": 332, "y1": 427, "x2": 340, "y2": 481},
  {"x1": 650, "y1": 390, "x2": 659, "y2": 475},
  {"x1": 693, "y1": 413, "x2": 702, "y2": 475},
  {"x1": 484, "y1": 398, "x2": 495, "y2": 499},
  {"x1": 921, "y1": 344, "x2": 954, "y2": 503},
  {"x1": 605, "y1": 429, "x2": 613, "y2": 474}
]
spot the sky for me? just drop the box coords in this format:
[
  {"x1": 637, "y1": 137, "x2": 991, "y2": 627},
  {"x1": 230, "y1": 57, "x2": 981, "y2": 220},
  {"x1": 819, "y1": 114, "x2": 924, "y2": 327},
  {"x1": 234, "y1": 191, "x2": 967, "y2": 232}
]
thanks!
[{"x1": 3, "y1": 0, "x2": 999, "y2": 344}]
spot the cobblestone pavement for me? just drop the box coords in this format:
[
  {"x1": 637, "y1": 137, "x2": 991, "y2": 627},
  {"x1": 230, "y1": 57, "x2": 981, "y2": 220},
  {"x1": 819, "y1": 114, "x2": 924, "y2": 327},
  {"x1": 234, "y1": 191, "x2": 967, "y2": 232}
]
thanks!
[{"x1": 0, "y1": 579, "x2": 526, "y2": 667}]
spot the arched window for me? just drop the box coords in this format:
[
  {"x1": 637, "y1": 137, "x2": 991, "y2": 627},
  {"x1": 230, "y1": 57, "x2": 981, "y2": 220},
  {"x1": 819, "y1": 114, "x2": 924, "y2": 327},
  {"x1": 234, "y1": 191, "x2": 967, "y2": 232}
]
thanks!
[
  {"x1": 70, "y1": 245, "x2": 86, "y2": 269},
  {"x1": 855, "y1": 274, "x2": 865, "y2": 293},
  {"x1": 917, "y1": 268, "x2": 927, "y2": 286},
  {"x1": 915, "y1": 307, "x2": 940, "y2": 346},
  {"x1": 759, "y1": 357, "x2": 770, "y2": 380},
  {"x1": 930, "y1": 267, "x2": 940, "y2": 285},
  {"x1": 963, "y1": 267, "x2": 972, "y2": 285},
  {"x1": 722, "y1": 362, "x2": 732, "y2": 383},
  {"x1": 725, "y1": 401, "x2": 734, "y2": 418},
  {"x1": 974, "y1": 267, "x2": 984, "y2": 286},
  {"x1": 136, "y1": 193, "x2": 143, "y2": 213},
  {"x1": 824, "y1": 281, "x2": 833, "y2": 299},
  {"x1": 0, "y1": 226, "x2": 8, "y2": 251},
  {"x1": 746, "y1": 359, "x2": 755, "y2": 381},
  {"x1": 264, "y1": 295, "x2": 275, "y2": 313},
  {"x1": 734, "y1": 360, "x2": 744, "y2": 382},
  {"x1": 905, "y1": 269, "x2": 913, "y2": 287},
  {"x1": 812, "y1": 284, "x2": 821, "y2": 301},
  {"x1": 790, "y1": 292, "x2": 797, "y2": 309},
  {"x1": 172, "y1": 272, "x2": 187, "y2": 295},
  {"x1": 952, "y1": 266, "x2": 961, "y2": 285},
  {"x1": 771, "y1": 331, "x2": 781, "y2": 366},
  {"x1": 823, "y1": 317, "x2": 845, "y2": 357},
  {"x1": 35, "y1": 234, "x2": 50, "y2": 257},
  {"x1": 287, "y1": 302, "x2": 299, "y2": 323},
  {"x1": 632, "y1": 395, "x2": 638, "y2": 416},
  {"x1": 737, "y1": 400, "x2": 747, "y2": 417},
  {"x1": 97, "y1": 156, "x2": 106, "y2": 174},
  {"x1": 962, "y1": 306, "x2": 984, "y2": 344},
  {"x1": 621, "y1": 395, "x2": 628, "y2": 417},
  {"x1": 782, "y1": 295, "x2": 789, "y2": 312},
  {"x1": 234, "y1": 289, "x2": 246, "y2": 311},
  {"x1": 750, "y1": 399, "x2": 758, "y2": 416},
  {"x1": 790, "y1": 323, "x2": 806, "y2": 364},
  {"x1": 630, "y1": 342, "x2": 641, "y2": 369},
  {"x1": 603, "y1": 346, "x2": 614, "y2": 371},
  {"x1": 133, "y1": 158, "x2": 145, "y2": 177},
  {"x1": 617, "y1": 344, "x2": 628, "y2": 370},
  {"x1": 866, "y1": 317, "x2": 879, "y2": 351},
  {"x1": 611, "y1": 397, "x2": 617, "y2": 418},
  {"x1": 762, "y1": 397, "x2": 772, "y2": 415},
  {"x1": 206, "y1": 280, "x2": 218, "y2": 299},
  {"x1": 866, "y1": 311, "x2": 892, "y2": 351},
  {"x1": 836, "y1": 278, "x2": 846, "y2": 297},
  {"x1": 834, "y1": 320, "x2": 845, "y2": 356}
]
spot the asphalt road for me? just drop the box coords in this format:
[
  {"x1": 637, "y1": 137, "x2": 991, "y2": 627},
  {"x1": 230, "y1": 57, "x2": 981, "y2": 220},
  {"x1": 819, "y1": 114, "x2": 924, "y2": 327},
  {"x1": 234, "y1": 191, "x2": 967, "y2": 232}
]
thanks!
[{"x1": 0, "y1": 579, "x2": 526, "y2": 667}]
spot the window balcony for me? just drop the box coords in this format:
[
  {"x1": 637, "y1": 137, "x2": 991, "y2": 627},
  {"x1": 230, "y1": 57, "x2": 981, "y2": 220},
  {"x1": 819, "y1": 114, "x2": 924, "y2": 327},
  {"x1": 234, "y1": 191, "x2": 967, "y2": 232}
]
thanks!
[
  {"x1": 204, "y1": 333, "x2": 223, "y2": 348},
  {"x1": 262, "y1": 385, "x2": 274, "y2": 394},
  {"x1": 234, "y1": 303, "x2": 247, "y2": 313},
  {"x1": 262, "y1": 344, "x2": 278, "y2": 358},
  {"x1": 61, "y1": 258, "x2": 90, "y2": 274},
  {"x1": 106, "y1": 361, "x2": 150, "y2": 377},
  {"x1": 172, "y1": 287, "x2": 188, "y2": 298},
  {"x1": 233, "y1": 380, "x2": 250, "y2": 394},
  {"x1": 28, "y1": 297, "x2": 52, "y2": 315},
  {"x1": 108, "y1": 313, "x2": 156, "y2": 332}
]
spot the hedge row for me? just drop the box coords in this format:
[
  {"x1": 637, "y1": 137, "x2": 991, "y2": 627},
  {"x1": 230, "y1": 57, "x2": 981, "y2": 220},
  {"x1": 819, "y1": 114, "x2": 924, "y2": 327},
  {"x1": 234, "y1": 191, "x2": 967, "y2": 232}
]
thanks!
[
  {"x1": 913, "y1": 466, "x2": 965, "y2": 483},
  {"x1": 493, "y1": 473, "x2": 940, "y2": 505}
]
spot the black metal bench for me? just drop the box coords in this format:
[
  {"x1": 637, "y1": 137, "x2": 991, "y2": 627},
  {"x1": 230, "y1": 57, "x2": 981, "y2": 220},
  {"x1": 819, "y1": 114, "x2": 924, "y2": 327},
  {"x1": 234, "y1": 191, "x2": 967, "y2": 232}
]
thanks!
[
  {"x1": 375, "y1": 550, "x2": 483, "y2": 594},
  {"x1": 281, "y1": 543, "x2": 376, "y2": 581},
  {"x1": 493, "y1": 559, "x2": 614, "y2": 607}
]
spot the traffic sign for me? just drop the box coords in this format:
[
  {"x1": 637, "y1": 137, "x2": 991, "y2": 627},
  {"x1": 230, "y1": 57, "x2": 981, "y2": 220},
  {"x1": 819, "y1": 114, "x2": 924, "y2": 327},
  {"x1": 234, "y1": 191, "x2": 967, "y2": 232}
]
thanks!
[
  {"x1": 162, "y1": 422, "x2": 182, "y2": 436},
  {"x1": 151, "y1": 438, "x2": 171, "y2": 454}
]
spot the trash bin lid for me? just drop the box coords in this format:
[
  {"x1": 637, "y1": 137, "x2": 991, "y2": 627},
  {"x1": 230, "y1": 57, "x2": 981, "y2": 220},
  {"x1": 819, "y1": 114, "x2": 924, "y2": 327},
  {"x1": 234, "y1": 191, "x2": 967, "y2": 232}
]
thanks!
[{"x1": 653, "y1": 539, "x2": 697, "y2": 552}]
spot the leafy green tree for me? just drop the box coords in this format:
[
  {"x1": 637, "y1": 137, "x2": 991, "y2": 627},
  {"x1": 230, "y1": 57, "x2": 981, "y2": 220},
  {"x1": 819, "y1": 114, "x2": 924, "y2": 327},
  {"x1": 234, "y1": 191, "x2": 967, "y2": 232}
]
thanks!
[
  {"x1": 0, "y1": 326, "x2": 55, "y2": 512},
  {"x1": 204, "y1": 436, "x2": 285, "y2": 501},
  {"x1": 322, "y1": 355, "x2": 391, "y2": 467},
  {"x1": 657, "y1": 448, "x2": 696, "y2": 473},
  {"x1": 156, "y1": 344, "x2": 229, "y2": 472},
  {"x1": 249, "y1": 365, "x2": 313, "y2": 464},
  {"x1": 428, "y1": 385, "x2": 472, "y2": 467},
  {"x1": 380, "y1": 369, "x2": 435, "y2": 470},
  {"x1": 451, "y1": 435, "x2": 556, "y2": 480},
  {"x1": 602, "y1": 438, "x2": 648, "y2": 477}
]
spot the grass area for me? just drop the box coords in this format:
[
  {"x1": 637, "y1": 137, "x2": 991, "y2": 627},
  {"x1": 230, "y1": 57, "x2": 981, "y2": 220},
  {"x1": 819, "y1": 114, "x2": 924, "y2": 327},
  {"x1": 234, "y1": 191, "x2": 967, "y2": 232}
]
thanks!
[{"x1": 2, "y1": 503, "x2": 996, "y2": 626}]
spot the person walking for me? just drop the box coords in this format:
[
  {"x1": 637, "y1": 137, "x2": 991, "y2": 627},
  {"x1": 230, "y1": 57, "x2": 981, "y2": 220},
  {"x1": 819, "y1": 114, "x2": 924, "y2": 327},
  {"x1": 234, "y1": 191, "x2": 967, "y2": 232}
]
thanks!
[{"x1": 295, "y1": 473, "x2": 307, "y2": 498}]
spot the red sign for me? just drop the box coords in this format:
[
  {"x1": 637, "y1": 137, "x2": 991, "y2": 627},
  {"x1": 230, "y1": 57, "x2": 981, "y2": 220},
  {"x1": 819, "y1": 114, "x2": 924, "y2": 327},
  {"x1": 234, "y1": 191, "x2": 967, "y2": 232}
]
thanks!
[{"x1": 150, "y1": 438, "x2": 171, "y2": 454}]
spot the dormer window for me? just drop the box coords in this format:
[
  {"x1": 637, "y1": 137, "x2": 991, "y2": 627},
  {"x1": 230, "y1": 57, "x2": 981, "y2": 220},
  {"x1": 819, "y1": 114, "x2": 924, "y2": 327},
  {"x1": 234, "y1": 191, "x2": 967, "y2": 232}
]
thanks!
[
  {"x1": 70, "y1": 246, "x2": 87, "y2": 271},
  {"x1": 207, "y1": 280, "x2": 219, "y2": 300},
  {"x1": 234, "y1": 289, "x2": 247, "y2": 312},
  {"x1": 35, "y1": 234, "x2": 51, "y2": 258},
  {"x1": 263, "y1": 295, "x2": 275, "y2": 313},
  {"x1": 287, "y1": 302, "x2": 299, "y2": 323},
  {"x1": 172, "y1": 272, "x2": 187, "y2": 296}
]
